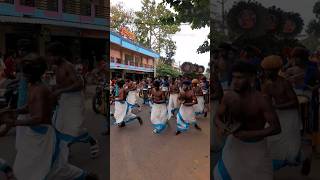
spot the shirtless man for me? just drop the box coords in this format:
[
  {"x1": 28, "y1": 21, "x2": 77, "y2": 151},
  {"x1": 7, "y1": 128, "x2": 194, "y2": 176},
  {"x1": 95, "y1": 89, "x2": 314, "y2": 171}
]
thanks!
[
  {"x1": 46, "y1": 42, "x2": 99, "y2": 159},
  {"x1": 0, "y1": 54, "x2": 97, "y2": 179},
  {"x1": 214, "y1": 62, "x2": 281, "y2": 180},
  {"x1": 126, "y1": 77, "x2": 139, "y2": 109},
  {"x1": 176, "y1": 80, "x2": 201, "y2": 135},
  {"x1": 114, "y1": 79, "x2": 142, "y2": 127},
  {"x1": 150, "y1": 80, "x2": 168, "y2": 133},
  {"x1": 261, "y1": 55, "x2": 311, "y2": 175},
  {"x1": 168, "y1": 77, "x2": 180, "y2": 119}
]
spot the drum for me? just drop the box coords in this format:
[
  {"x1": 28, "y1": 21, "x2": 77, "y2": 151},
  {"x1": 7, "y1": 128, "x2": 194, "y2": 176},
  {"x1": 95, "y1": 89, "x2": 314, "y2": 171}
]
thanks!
[{"x1": 297, "y1": 95, "x2": 310, "y2": 132}]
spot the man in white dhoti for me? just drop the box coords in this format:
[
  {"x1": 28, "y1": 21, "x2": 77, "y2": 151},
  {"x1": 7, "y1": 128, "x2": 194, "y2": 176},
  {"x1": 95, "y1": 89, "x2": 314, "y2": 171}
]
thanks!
[
  {"x1": 125, "y1": 78, "x2": 140, "y2": 113},
  {"x1": 150, "y1": 80, "x2": 168, "y2": 133},
  {"x1": 261, "y1": 55, "x2": 311, "y2": 175},
  {"x1": 167, "y1": 77, "x2": 180, "y2": 120},
  {"x1": 47, "y1": 42, "x2": 99, "y2": 159},
  {"x1": 214, "y1": 62, "x2": 281, "y2": 180},
  {"x1": 176, "y1": 80, "x2": 202, "y2": 135},
  {"x1": 0, "y1": 54, "x2": 98, "y2": 180},
  {"x1": 192, "y1": 79, "x2": 205, "y2": 117},
  {"x1": 114, "y1": 80, "x2": 143, "y2": 127}
]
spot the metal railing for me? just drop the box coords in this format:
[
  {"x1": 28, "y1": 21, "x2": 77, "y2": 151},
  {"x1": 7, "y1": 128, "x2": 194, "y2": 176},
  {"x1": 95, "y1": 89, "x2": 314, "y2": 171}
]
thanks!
[
  {"x1": 110, "y1": 58, "x2": 154, "y2": 69},
  {"x1": 0, "y1": 0, "x2": 108, "y2": 19},
  {"x1": 20, "y1": 0, "x2": 35, "y2": 6},
  {"x1": 35, "y1": 0, "x2": 58, "y2": 11},
  {"x1": 0, "y1": 0, "x2": 14, "y2": 4}
]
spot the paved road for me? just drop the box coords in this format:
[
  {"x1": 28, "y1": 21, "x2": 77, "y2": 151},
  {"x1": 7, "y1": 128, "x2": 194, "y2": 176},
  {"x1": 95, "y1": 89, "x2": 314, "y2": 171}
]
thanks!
[
  {"x1": 0, "y1": 89, "x2": 109, "y2": 179},
  {"x1": 110, "y1": 102, "x2": 210, "y2": 180}
]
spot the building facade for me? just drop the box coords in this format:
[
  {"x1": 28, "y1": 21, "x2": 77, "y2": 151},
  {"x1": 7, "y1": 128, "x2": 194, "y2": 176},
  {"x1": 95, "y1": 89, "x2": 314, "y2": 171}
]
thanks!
[
  {"x1": 110, "y1": 31, "x2": 160, "y2": 80},
  {"x1": 0, "y1": 0, "x2": 109, "y2": 70}
]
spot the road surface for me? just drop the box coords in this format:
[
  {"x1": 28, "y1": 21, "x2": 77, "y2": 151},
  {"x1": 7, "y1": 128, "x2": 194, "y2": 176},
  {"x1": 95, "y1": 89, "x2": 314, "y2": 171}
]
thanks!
[{"x1": 110, "y1": 102, "x2": 210, "y2": 180}]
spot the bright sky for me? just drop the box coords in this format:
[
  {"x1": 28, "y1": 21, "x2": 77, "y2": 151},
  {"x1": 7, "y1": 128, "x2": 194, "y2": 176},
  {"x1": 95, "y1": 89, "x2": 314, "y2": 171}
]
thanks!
[{"x1": 111, "y1": 0, "x2": 210, "y2": 68}]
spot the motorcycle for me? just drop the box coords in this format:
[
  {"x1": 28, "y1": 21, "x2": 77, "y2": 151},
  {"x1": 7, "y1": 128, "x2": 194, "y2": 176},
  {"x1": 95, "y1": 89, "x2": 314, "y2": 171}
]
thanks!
[
  {"x1": 92, "y1": 81, "x2": 109, "y2": 115},
  {"x1": 0, "y1": 79, "x2": 19, "y2": 109}
]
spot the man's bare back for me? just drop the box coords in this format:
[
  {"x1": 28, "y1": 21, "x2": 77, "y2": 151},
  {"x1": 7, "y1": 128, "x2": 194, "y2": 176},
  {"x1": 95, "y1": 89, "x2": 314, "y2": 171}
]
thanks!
[
  {"x1": 55, "y1": 61, "x2": 82, "y2": 90},
  {"x1": 152, "y1": 88, "x2": 165, "y2": 103},
  {"x1": 223, "y1": 91, "x2": 268, "y2": 131},
  {"x1": 194, "y1": 86, "x2": 203, "y2": 96},
  {"x1": 28, "y1": 84, "x2": 53, "y2": 124},
  {"x1": 262, "y1": 77, "x2": 298, "y2": 109},
  {"x1": 169, "y1": 83, "x2": 179, "y2": 94},
  {"x1": 179, "y1": 89, "x2": 196, "y2": 106}
]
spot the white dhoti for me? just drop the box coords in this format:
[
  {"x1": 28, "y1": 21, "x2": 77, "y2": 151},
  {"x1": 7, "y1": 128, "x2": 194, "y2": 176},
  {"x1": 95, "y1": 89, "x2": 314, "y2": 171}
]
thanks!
[
  {"x1": 167, "y1": 93, "x2": 179, "y2": 119},
  {"x1": 13, "y1": 125, "x2": 55, "y2": 180},
  {"x1": 151, "y1": 103, "x2": 168, "y2": 133},
  {"x1": 53, "y1": 92, "x2": 87, "y2": 138},
  {"x1": 15, "y1": 114, "x2": 29, "y2": 150},
  {"x1": 176, "y1": 105, "x2": 196, "y2": 132},
  {"x1": 267, "y1": 109, "x2": 302, "y2": 170},
  {"x1": 194, "y1": 96, "x2": 205, "y2": 115},
  {"x1": 51, "y1": 92, "x2": 91, "y2": 179},
  {"x1": 214, "y1": 135, "x2": 273, "y2": 180},
  {"x1": 13, "y1": 125, "x2": 85, "y2": 180},
  {"x1": 126, "y1": 91, "x2": 138, "y2": 111},
  {"x1": 114, "y1": 100, "x2": 137, "y2": 125}
]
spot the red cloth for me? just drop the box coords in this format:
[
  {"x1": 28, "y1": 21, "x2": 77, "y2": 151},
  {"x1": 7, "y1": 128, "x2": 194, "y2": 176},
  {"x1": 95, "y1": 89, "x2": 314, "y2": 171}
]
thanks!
[{"x1": 4, "y1": 57, "x2": 15, "y2": 78}]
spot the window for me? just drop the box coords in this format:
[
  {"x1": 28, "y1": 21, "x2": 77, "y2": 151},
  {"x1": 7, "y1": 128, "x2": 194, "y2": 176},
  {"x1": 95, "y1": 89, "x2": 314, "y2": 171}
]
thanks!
[
  {"x1": 135, "y1": 56, "x2": 142, "y2": 67},
  {"x1": 125, "y1": 54, "x2": 133, "y2": 65}
]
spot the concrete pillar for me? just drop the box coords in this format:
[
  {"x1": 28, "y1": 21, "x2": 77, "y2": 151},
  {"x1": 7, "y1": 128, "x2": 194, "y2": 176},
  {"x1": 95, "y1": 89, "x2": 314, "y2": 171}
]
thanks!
[
  {"x1": 0, "y1": 26, "x2": 5, "y2": 55},
  {"x1": 38, "y1": 33, "x2": 45, "y2": 56}
]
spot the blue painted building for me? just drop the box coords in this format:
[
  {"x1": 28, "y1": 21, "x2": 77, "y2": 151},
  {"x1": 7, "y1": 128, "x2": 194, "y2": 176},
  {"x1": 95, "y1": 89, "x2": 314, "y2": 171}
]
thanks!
[
  {"x1": 0, "y1": 0, "x2": 109, "y2": 68},
  {"x1": 110, "y1": 31, "x2": 160, "y2": 80}
]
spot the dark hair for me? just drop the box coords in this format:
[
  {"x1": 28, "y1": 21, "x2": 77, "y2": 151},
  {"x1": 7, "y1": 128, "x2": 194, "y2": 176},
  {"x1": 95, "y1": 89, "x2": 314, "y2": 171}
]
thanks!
[
  {"x1": 182, "y1": 80, "x2": 191, "y2": 85},
  {"x1": 22, "y1": 53, "x2": 47, "y2": 80},
  {"x1": 46, "y1": 42, "x2": 67, "y2": 58},
  {"x1": 117, "y1": 80, "x2": 125, "y2": 87},
  {"x1": 231, "y1": 61, "x2": 257, "y2": 75},
  {"x1": 17, "y1": 39, "x2": 33, "y2": 52},
  {"x1": 153, "y1": 80, "x2": 161, "y2": 88}
]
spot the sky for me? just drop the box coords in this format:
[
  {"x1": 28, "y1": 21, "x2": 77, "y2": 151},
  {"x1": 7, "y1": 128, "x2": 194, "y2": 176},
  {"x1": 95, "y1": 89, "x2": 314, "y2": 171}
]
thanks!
[{"x1": 111, "y1": 0, "x2": 210, "y2": 68}]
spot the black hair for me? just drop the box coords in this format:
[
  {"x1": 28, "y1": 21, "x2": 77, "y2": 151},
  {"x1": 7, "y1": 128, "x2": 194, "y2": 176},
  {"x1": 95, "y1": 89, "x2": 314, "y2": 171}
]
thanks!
[
  {"x1": 22, "y1": 53, "x2": 47, "y2": 81},
  {"x1": 46, "y1": 42, "x2": 67, "y2": 58},
  {"x1": 117, "y1": 80, "x2": 125, "y2": 87},
  {"x1": 231, "y1": 61, "x2": 257, "y2": 75},
  {"x1": 153, "y1": 80, "x2": 161, "y2": 88},
  {"x1": 17, "y1": 39, "x2": 33, "y2": 52}
]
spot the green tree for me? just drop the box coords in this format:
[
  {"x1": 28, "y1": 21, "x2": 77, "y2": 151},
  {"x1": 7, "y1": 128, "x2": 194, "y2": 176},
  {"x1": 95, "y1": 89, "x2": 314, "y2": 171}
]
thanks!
[
  {"x1": 110, "y1": 3, "x2": 135, "y2": 32},
  {"x1": 156, "y1": 62, "x2": 181, "y2": 77},
  {"x1": 305, "y1": 1, "x2": 320, "y2": 49},
  {"x1": 134, "y1": 0, "x2": 180, "y2": 56},
  {"x1": 164, "y1": 0, "x2": 210, "y2": 53}
]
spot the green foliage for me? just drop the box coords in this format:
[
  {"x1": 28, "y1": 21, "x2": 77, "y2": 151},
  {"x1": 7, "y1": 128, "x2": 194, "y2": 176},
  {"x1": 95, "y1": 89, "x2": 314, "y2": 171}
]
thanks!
[
  {"x1": 156, "y1": 62, "x2": 181, "y2": 77},
  {"x1": 134, "y1": 0, "x2": 180, "y2": 54},
  {"x1": 163, "y1": 0, "x2": 210, "y2": 29},
  {"x1": 313, "y1": 1, "x2": 320, "y2": 19},
  {"x1": 301, "y1": 35, "x2": 320, "y2": 51},
  {"x1": 164, "y1": 0, "x2": 210, "y2": 53},
  {"x1": 110, "y1": 3, "x2": 135, "y2": 32},
  {"x1": 307, "y1": 1, "x2": 320, "y2": 37}
]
